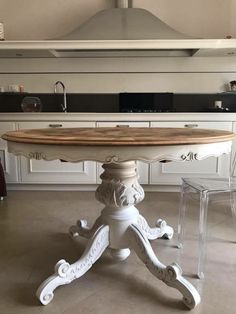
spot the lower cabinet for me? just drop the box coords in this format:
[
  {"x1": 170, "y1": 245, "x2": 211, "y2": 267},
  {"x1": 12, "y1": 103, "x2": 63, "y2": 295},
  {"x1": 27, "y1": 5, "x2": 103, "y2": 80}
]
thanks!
[
  {"x1": 0, "y1": 122, "x2": 19, "y2": 183},
  {"x1": 150, "y1": 121, "x2": 233, "y2": 185},
  {"x1": 18, "y1": 121, "x2": 97, "y2": 184},
  {"x1": 96, "y1": 121, "x2": 150, "y2": 184}
]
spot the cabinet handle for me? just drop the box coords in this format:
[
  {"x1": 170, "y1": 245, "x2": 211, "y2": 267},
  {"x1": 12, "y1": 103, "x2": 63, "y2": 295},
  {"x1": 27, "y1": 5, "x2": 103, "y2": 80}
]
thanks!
[
  {"x1": 184, "y1": 124, "x2": 198, "y2": 128},
  {"x1": 116, "y1": 125, "x2": 130, "y2": 128},
  {"x1": 48, "y1": 124, "x2": 63, "y2": 128}
]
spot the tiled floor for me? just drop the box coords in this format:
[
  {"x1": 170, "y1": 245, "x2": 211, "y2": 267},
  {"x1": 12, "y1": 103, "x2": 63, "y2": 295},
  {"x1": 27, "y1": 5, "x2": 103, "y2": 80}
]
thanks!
[{"x1": 0, "y1": 191, "x2": 235, "y2": 314}]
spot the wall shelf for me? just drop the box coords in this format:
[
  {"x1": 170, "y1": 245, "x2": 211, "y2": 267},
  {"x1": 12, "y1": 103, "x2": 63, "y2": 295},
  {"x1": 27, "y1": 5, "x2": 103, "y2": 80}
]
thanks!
[{"x1": 1, "y1": 39, "x2": 236, "y2": 58}]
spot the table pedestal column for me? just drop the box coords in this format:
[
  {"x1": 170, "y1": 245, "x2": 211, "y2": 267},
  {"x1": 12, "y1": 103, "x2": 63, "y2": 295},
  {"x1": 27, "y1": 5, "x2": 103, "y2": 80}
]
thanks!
[{"x1": 36, "y1": 161, "x2": 200, "y2": 309}]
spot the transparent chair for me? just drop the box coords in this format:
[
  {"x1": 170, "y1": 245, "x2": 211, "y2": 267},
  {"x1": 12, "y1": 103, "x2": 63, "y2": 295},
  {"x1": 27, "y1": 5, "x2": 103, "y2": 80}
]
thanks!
[
  {"x1": 177, "y1": 153, "x2": 236, "y2": 279},
  {"x1": 0, "y1": 157, "x2": 7, "y2": 201}
]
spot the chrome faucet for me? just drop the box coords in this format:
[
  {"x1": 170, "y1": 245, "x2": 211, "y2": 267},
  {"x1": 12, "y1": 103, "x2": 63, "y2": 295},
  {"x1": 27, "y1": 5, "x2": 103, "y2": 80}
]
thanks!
[{"x1": 54, "y1": 81, "x2": 67, "y2": 113}]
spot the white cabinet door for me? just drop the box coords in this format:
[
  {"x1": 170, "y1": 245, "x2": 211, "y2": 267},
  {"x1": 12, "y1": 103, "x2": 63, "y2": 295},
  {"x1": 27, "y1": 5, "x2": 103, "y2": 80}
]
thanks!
[
  {"x1": 150, "y1": 121, "x2": 232, "y2": 185},
  {"x1": 0, "y1": 122, "x2": 19, "y2": 183},
  {"x1": 18, "y1": 121, "x2": 96, "y2": 184},
  {"x1": 96, "y1": 121, "x2": 150, "y2": 184}
]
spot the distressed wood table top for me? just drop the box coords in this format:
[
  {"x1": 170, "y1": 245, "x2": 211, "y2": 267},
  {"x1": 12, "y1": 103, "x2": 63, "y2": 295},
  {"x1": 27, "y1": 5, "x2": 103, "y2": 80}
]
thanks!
[{"x1": 2, "y1": 127, "x2": 236, "y2": 146}]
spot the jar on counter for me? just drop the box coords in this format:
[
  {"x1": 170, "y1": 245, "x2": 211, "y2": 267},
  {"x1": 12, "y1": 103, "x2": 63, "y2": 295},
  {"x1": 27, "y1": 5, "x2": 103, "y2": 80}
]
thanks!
[
  {"x1": 21, "y1": 97, "x2": 42, "y2": 112},
  {"x1": 214, "y1": 100, "x2": 222, "y2": 109}
]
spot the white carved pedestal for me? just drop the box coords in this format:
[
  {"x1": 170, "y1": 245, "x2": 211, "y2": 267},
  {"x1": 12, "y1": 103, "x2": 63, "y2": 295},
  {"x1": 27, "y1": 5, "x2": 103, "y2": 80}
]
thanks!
[{"x1": 36, "y1": 161, "x2": 200, "y2": 309}]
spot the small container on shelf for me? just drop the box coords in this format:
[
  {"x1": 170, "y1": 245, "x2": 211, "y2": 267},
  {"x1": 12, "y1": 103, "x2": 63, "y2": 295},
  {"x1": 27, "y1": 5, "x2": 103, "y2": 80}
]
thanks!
[
  {"x1": 230, "y1": 80, "x2": 236, "y2": 92},
  {"x1": 0, "y1": 22, "x2": 4, "y2": 40}
]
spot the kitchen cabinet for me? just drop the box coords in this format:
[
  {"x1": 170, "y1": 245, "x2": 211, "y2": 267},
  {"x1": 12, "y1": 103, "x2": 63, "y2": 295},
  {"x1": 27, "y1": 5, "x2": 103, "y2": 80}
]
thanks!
[
  {"x1": 96, "y1": 121, "x2": 150, "y2": 184},
  {"x1": 150, "y1": 121, "x2": 233, "y2": 185},
  {"x1": 0, "y1": 122, "x2": 19, "y2": 183},
  {"x1": 17, "y1": 121, "x2": 96, "y2": 184}
]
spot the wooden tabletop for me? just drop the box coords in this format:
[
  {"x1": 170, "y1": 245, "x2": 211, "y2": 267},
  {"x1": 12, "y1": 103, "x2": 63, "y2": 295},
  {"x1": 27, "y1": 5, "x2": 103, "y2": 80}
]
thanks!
[{"x1": 2, "y1": 127, "x2": 236, "y2": 146}]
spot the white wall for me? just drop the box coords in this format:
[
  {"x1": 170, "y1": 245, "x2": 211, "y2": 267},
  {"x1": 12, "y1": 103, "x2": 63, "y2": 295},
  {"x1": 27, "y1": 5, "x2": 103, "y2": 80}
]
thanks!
[
  {"x1": 0, "y1": 0, "x2": 235, "y2": 39},
  {"x1": 134, "y1": 0, "x2": 231, "y2": 39},
  {"x1": 0, "y1": 57, "x2": 235, "y2": 94},
  {"x1": 0, "y1": 0, "x2": 236, "y2": 98}
]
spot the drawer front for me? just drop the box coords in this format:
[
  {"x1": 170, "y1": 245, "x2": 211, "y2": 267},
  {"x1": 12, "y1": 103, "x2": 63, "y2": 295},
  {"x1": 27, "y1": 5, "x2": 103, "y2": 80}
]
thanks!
[
  {"x1": 97, "y1": 121, "x2": 150, "y2": 128},
  {"x1": 151, "y1": 121, "x2": 232, "y2": 130}
]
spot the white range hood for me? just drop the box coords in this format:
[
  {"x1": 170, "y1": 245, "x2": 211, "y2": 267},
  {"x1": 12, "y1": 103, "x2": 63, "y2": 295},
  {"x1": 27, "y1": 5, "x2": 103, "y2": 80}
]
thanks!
[{"x1": 0, "y1": 0, "x2": 236, "y2": 58}]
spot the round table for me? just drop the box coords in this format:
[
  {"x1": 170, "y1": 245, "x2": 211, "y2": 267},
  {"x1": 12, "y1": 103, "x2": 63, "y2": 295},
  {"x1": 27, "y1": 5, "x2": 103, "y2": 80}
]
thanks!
[{"x1": 3, "y1": 127, "x2": 236, "y2": 309}]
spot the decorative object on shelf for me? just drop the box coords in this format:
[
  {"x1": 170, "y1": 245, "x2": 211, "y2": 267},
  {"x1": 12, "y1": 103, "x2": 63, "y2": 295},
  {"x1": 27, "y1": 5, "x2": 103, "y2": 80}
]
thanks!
[
  {"x1": 230, "y1": 80, "x2": 236, "y2": 92},
  {"x1": 0, "y1": 22, "x2": 4, "y2": 40},
  {"x1": 21, "y1": 96, "x2": 42, "y2": 112},
  {"x1": 8, "y1": 84, "x2": 20, "y2": 92},
  {"x1": 19, "y1": 85, "x2": 24, "y2": 93}
]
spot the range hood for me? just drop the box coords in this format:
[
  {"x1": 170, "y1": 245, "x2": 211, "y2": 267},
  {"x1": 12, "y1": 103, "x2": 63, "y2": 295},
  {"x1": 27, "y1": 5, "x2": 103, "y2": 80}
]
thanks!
[
  {"x1": 1, "y1": 0, "x2": 236, "y2": 58},
  {"x1": 53, "y1": 0, "x2": 196, "y2": 57}
]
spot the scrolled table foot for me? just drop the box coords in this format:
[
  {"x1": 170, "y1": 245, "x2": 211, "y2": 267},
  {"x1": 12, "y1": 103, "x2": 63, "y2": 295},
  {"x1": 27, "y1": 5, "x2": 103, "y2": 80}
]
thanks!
[
  {"x1": 69, "y1": 217, "x2": 103, "y2": 239},
  {"x1": 37, "y1": 225, "x2": 110, "y2": 305},
  {"x1": 136, "y1": 216, "x2": 174, "y2": 240},
  {"x1": 128, "y1": 224, "x2": 200, "y2": 310}
]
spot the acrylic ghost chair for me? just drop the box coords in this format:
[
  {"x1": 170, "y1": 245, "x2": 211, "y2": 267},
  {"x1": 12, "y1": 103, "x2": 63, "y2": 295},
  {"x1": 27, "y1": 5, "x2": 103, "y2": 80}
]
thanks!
[
  {"x1": 0, "y1": 157, "x2": 7, "y2": 201},
  {"x1": 177, "y1": 152, "x2": 236, "y2": 279}
]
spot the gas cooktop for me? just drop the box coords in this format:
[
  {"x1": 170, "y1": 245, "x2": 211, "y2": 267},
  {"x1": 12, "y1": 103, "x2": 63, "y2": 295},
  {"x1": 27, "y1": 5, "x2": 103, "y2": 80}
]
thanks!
[{"x1": 119, "y1": 93, "x2": 174, "y2": 113}]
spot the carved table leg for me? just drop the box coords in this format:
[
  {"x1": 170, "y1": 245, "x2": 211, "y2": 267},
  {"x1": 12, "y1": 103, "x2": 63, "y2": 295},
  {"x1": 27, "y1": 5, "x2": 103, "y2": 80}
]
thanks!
[
  {"x1": 36, "y1": 225, "x2": 109, "y2": 305},
  {"x1": 136, "y1": 215, "x2": 174, "y2": 240},
  {"x1": 128, "y1": 224, "x2": 201, "y2": 309},
  {"x1": 69, "y1": 217, "x2": 103, "y2": 239}
]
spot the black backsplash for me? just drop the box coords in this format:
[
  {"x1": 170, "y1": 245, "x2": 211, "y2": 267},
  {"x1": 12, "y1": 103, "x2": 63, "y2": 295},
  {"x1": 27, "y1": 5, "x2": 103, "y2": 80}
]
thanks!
[
  {"x1": 174, "y1": 93, "x2": 236, "y2": 112},
  {"x1": 0, "y1": 92, "x2": 236, "y2": 113},
  {"x1": 0, "y1": 93, "x2": 119, "y2": 113}
]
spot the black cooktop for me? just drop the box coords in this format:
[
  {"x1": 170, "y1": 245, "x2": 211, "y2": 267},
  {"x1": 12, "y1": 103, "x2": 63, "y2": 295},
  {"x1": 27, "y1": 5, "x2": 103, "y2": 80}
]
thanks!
[{"x1": 119, "y1": 93, "x2": 174, "y2": 113}]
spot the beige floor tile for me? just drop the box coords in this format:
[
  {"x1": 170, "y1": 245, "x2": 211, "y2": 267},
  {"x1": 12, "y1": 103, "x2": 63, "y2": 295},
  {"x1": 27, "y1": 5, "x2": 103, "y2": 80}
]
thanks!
[{"x1": 0, "y1": 191, "x2": 235, "y2": 314}]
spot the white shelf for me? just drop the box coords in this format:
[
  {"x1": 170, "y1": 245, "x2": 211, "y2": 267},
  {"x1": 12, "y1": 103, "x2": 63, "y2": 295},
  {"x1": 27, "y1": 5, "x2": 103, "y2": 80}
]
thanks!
[{"x1": 1, "y1": 39, "x2": 236, "y2": 58}]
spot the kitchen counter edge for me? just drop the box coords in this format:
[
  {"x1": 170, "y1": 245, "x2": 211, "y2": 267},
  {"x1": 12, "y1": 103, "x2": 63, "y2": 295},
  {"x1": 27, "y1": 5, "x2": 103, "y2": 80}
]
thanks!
[{"x1": 1, "y1": 112, "x2": 236, "y2": 122}]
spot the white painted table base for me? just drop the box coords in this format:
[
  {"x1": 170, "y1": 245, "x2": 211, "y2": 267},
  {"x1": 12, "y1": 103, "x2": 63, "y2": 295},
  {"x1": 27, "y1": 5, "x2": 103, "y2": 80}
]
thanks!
[{"x1": 36, "y1": 161, "x2": 200, "y2": 309}]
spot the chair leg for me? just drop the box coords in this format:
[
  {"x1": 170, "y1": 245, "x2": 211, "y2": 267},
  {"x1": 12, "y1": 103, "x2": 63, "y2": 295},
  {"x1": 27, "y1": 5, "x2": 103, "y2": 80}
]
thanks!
[
  {"x1": 197, "y1": 191, "x2": 209, "y2": 279},
  {"x1": 0, "y1": 160, "x2": 7, "y2": 199},
  {"x1": 230, "y1": 190, "x2": 236, "y2": 228},
  {"x1": 177, "y1": 182, "x2": 188, "y2": 249}
]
